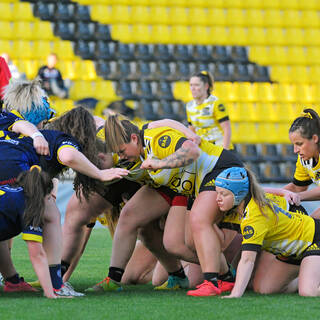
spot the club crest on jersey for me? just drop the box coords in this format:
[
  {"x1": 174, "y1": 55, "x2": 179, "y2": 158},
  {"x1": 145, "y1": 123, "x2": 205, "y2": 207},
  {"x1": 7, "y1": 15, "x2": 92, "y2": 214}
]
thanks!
[
  {"x1": 158, "y1": 135, "x2": 171, "y2": 148},
  {"x1": 243, "y1": 226, "x2": 254, "y2": 239}
]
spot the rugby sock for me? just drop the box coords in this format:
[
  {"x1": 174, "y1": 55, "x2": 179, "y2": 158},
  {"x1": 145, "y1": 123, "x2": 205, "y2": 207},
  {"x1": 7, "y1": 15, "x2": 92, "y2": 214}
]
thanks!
[
  {"x1": 169, "y1": 267, "x2": 187, "y2": 279},
  {"x1": 204, "y1": 272, "x2": 219, "y2": 287},
  {"x1": 218, "y1": 264, "x2": 235, "y2": 282},
  {"x1": 108, "y1": 267, "x2": 124, "y2": 283},
  {"x1": 61, "y1": 260, "x2": 70, "y2": 277},
  {"x1": 6, "y1": 273, "x2": 20, "y2": 284},
  {"x1": 49, "y1": 264, "x2": 63, "y2": 290}
]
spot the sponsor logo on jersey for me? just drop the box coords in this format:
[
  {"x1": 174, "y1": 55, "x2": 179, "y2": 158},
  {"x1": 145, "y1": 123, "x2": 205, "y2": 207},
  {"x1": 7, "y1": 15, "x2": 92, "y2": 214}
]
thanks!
[
  {"x1": 243, "y1": 226, "x2": 254, "y2": 239},
  {"x1": 204, "y1": 179, "x2": 215, "y2": 187},
  {"x1": 315, "y1": 171, "x2": 320, "y2": 180},
  {"x1": 218, "y1": 104, "x2": 226, "y2": 112},
  {"x1": 158, "y1": 135, "x2": 171, "y2": 148},
  {"x1": 201, "y1": 106, "x2": 211, "y2": 116}
]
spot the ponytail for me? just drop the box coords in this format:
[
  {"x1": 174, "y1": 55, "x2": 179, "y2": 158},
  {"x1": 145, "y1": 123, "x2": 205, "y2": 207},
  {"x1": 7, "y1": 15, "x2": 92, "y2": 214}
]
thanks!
[{"x1": 16, "y1": 166, "x2": 53, "y2": 228}]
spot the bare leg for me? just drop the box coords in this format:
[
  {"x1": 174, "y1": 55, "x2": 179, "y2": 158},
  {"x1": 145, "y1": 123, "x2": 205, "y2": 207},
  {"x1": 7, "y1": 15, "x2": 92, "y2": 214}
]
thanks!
[
  {"x1": 298, "y1": 256, "x2": 320, "y2": 296},
  {"x1": 0, "y1": 241, "x2": 17, "y2": 278},
  {"x1": 152, "y1": 262, "x2": 169, "y2": 286}
]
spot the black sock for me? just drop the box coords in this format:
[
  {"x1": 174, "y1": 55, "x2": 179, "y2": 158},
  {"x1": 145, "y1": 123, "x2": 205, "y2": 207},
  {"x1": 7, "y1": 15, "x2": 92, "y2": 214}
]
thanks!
[
  {"x1": 108, "y1": 267, "x2": 124, "y2": 283},
  {"x1": 169, "y1": 267, "x2": 186, "y2": 279},
  {"x1": 6, "y1": 273, "x2": 20, "y2": 284},
  {"x1": 61, "y1": 260, "x2": 70, "y2": 278},
  {"x1": 204, "y1": 272, "x2": 219, "y2": 287},
  {"x1": 219, "y1": 264, "x2": 235, "y2": 282}
]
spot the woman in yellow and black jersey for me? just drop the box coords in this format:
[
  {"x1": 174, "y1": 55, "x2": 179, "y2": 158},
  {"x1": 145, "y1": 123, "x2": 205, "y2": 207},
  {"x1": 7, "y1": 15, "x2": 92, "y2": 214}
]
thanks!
[
  {"x1": 215, "y1": 167, "x2": 320, "y2": 298},
  {"x1": 103, "y1": 114, "x2": 243, "y2": 296},
  {"x1": 186, "y1": 71, "x2": 232, "y2": 150}
]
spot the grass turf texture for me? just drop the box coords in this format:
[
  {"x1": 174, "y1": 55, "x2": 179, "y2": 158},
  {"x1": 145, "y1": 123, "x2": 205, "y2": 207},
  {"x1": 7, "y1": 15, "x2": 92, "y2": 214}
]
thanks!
[{"x1": 1, "y1": 229, "x2": 319, "y2": 320}]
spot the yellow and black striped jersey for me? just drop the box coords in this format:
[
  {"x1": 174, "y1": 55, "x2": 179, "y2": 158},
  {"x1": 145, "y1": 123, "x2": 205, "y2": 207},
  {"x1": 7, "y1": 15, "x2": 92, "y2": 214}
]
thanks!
[
  {"x1": 293, "y1": 155, "x2": 320, "y2": 187},
  {"x1": 222, "y1": 193, "x2": 315, "y2": 260},
  {"x1": 186, "y1": 95, "x2": 232, "y2": 148},
  {"x1": 141, "y1": 126, "x2": 223, "y2": 196}
]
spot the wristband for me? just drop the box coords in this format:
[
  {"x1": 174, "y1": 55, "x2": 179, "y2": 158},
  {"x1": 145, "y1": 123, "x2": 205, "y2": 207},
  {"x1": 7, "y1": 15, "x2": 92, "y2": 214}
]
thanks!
[{"x1": 31, "y1": 132, "x2": 44, "y2": 139}]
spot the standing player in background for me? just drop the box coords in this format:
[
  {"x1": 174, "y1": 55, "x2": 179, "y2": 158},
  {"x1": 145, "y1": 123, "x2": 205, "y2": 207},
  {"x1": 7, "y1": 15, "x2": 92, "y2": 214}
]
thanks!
[{"x1": 186, "y1": 71, "x2": 232, "y2": 150}]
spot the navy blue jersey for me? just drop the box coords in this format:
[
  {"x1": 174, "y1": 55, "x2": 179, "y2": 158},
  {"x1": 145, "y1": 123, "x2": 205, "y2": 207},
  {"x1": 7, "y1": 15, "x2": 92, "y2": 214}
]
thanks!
[
  {"x1": 0, "y1": 129, "x2": 81, "y2": 185},
  {"x1": 0, "y1": 185, "x2": 43, "y2": 242},
  {"x1": 0, "y1": 110, "x2": 25, "y2": 138}
]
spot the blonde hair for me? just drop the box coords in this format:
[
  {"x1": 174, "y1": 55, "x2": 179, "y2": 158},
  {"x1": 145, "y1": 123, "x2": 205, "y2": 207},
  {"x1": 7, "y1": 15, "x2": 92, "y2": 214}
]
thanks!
[
  {"x1": 3, "y1": 79, "x2": 46, "y2": 113},
  {"x1": 104, "y1": 114, "x2": 140, "y2": 153}
]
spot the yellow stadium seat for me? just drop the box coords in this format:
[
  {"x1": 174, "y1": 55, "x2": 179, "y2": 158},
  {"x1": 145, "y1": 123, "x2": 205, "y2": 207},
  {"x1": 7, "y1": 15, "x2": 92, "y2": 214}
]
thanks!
[
  {"x1": 0, "y1": 41, "x2": 12, "y2": 56},
  {"x1": 150, "y1": 25, "x2": 170, "y2": 44},
  {"x1": 19, "y1": 60, "x2": 39, "y2": 79},
  {"x1": 275, "y1": 83, "x2": 296, "y2": 103},
  {"x1": 282, "y1": 10, "x2": 301, "y2": 28},
  {"x1": 168, "y1": 7, "x2": 188, "y2": 25},
  {"x1": 187, "y1": 0, "x2": 209, "y2": 7},
  {"x1": 169, "y1": 0, "x2": 187, "y2": 6},
  {"x1": 110, "y1": 5, "x2": 131, "y2": 24},
  {"x1": 149, "y1": 0, "x2": 167, "y2": 5},
  {"x1": 228, "y1": 103, "x2": 242, "y2": 122},
  {"x1": 227, "y1": 27, "x2": 247, "y2": 46},
  {"x1": 13, "y1": 2, "x2": 35, "y2": 21},
  {"x1": 263, "y1": 9, "x2": 282, "y2": 27},
  {"x1": 235, "y1": 122, "x2": 259, "y2": 144},
  {"x1": 52, "y1": 41, "x2": 75, "y2": 60},
  {"x1": 59, "y1": 60, "x2": 77, "y2": 81},
  {"x1": 255, "y1": 103, "x2": 277, "y2": 122},
  {"x1": 149, "y1": 6, "x2": 169, "y2": 25},
  {"x1": 170, "y1": 25, "x2": 191, "y2": 44},
  {"x1": 277, "y1": 123, "x2": 291, "y2": 143},
  {"x1": 309, "y1": 66, "x2": 320, "y2": 84},
  {"x1": 95, "y1": 81, "x2": 118, "y2": 101},
  {"x1": 299, "y1": 0, "x2": 318, "y2": 10},
  {"x1": 303, "y1": 29, "x2": 320, "y2": 46},
  {"x1": 190, "y1": 26, "x2": 210, "y2": 45},
  {"x1": 91, "y1": 5, "x2": 112, "y2": 24},
  {"x1": 284, "y1": 28, "x2": 304, "y2": 46},
  {"x1": 131, "y1": 24, "x2": 151, "y2": 43},
  {"x1": 111, "y1": 24, "x2": 132, "y2": 43},
  {"x1": 270, "y1": 66, "x2": 290, "y2": 83},
  {"x1": 208, "y1": 26, "x2": 228, "y2": 45},
  {"x1": 275, "y1": 103, "x2": 299, "y2": 123},
  {"x1": 248, "y1": 46, "x2": 269, "y2": 64},
  {"x1": 0, "y1": 3, "x2": 13, "y2": 21},
  {"x1": 242, "y1": 0, "x2": 263, "y2": 8},
  {"x1": 246, "y1": 28, "x2": 266, "y2": 45},
  {"x1": 11, "y1": 41, "x2": 33, "y2": 59},
  {"x1": 256, "y1": 83, "x2": 275, "y2": 102},
  {"x1": 131, "y1": 6, "x2": 150, "y2": 24},
  {"x1": 225, "y1": 0, "x2": 244, "y2": 8},
  {"x1": 33, "y1": 21, "x2": 56, "y2": 41},
  {"x1": 69, "y1": 80, "x2": 95, "y2": 100},
  {"x1": 237, "y1": 82, "x2": 257, "y2": 102},
  {"x1": 268, "y1": 47, "x2": 287, "y2": 65},
  {"x1": 114, "y1": 0, "x2": 131, "y2": 4},
  {"x1": 244, "y1": 9, "x2": 264, "y2": 27},
  {"x1": 0, "y1": 22, "x2": 13, "y2": 40},
  {"x1": 257, "y1": 123, "x2": 279, "y2": 144},
  {"x1": 132, "y1": 0, "x2": 150, "y2": 5},
  {"x1": 51, "y1": 99, "x2": 74, "y2": 116},
  {"x1": 173, "y1": 81, "x2": 192, "y2": 102},
  {"x1": 305, "y1": 47, "x2": 320, "y2": 65},
  {"x1": 206, "y1": 0, "x2": 224, "y2": 8},
  {"x1": 207, "y1": 8, "x2": 226, "y2": 26},
  {"x1": 286, "y1": 47, "x2": 306, "y2": 65},
  {"x1": 226, "y1": 9, "x2": 245, "y2": 26},
  {"x1": 296, "y1": 84, "x2": 316, "y2": 104},
  {"x1": 265, "y1": 27, "x2": 285, "y2": 46},
  {"x1": 12, "y1": 22, "x2": 33, "y2": 40},
  {"x1": 262, "y1": 0, "x2": 280, "y2": 9},
  {"x1": 75, "y1": 60, "x2": 97, "y2": 81},
  {"x1": 188, "y1": 8, "x2": 208, "y2": 26},
  {"x1": 300, "y1": 11, "x2": 320, "y2": 29},
  {"x1": 279, "y1": 0, "x2": 299, "y2": 9},
  {"x1": 33, "y1": 41, "x2": 52, "y2": 60},
  {"x1": 214, "y1": 82, "x2": 237, "y2": 103}
]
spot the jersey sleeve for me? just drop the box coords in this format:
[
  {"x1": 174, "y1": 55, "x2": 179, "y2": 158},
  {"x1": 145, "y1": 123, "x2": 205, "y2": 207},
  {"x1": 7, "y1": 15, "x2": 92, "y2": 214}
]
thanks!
[
  {"x1": 0, "y1": 110, "x2": 25, "y2": 132},
  {"x1": 55, "y1": 135, "x2": 81, "y2": 164},
  {"x1": 149, "y1": 128, "x2": 187, "y2": 159},
  {"x1": 293, "y1": 156, "x2": 313, "y2": 186},
  {"x1": 213, "y1": 100, "x2": 229, "y2": 123},
  {"x1": 22, "y1": 225, "x2": 43, "y2": 243}
]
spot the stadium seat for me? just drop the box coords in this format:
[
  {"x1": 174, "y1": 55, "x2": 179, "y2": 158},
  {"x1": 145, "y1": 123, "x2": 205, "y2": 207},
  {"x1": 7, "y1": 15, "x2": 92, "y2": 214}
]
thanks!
[
  {"x1": 230, "y1": 46, "x2": 248, "y2": 63},
  {"x1": 11, "y1": 41, "x2": 33, "y2": 59},
  {"x1": 13, "y1": 2, "x2": 36, "y2": 21},
  {"x1": 268, "y1": 47, "x2": 287, "y2": 65},
  {"x1": 172, "y1": 81, "x2": 190, "y2": 102},
  {"x1": 275, "y1": 83, "x2": 296, "y2": 103},
  {"x1": 174, "y1": 45, "x2": 193, "y2": 62},
  {"x1": 55, "y1": 3, "x2": 75, "y2": 22},
  {"x1": 295, "y1": 84, "x2": 316, "y2": 104},
  {"x1": 257, "y1": 123, "x2": 279, "y2": 144},
  {"x1": 214, "y1": 63, "x2": 232, "y2": 82},
  {"x1": 262, "y1": 0, "x2": 280, "y2": 9},
  {"x1": 286, "y1": 47, "x2": 306, "y2": 65},
  {"x1": 225, "y1": 0, "x2": 244, "y2": 8},
  {"x1": 209, "y1": 26, "x2": 228, "y2": 45},
  {"x1": 33, "y1": 21, "x2": 56, "y2": 41},
  {"x1": 248, "y1": 46, "x2": 269, "y2": 65},
  {"x1": 251, "y1": 64, "x2": 270, "y2": 82},
  {"x1": 207, "y1": 9, "x2": 226, "y2": 26},
  {"x1": 236, "y1": 82, "x2": 257, "y2": 102},
  {"x1": 246, "y1": 28, "x2": 266, "y2": 45},
  {"x1": 157, "y1": 81, "x2": 174, "y2": 100},
  {"x1": 300, "y1": 11, "x2": 320, "y2": 29},
  {"x1": 243, "y1": 0, "x2": 263, "y2": 9},
  {"x1": 244, "y1": 9, "x2": 264, "y2": 27},
  {"x1": 75, "y1": 60, "x2": 97, "y2": 81},
  {"x1": 33, "y1": 41, "x2": 52, "y2": 60},
  {"x1": 235, "y1": 122, "x2": 259, "y2": 144},
  {"x1": 263, "y1": 9, "x2": 282, "y2": 27},
  {"x1": 140, "y1": 100, "x2": 159, "y2": 121},
  {"x1": 169, "y1": 0, "x2": 187, "y2": 7},
  {"x1": 169, "y1": 7, "x2": 188, "y2": 26},
  {"x1": 214, "y1": 82, "x2": 237, "y2": 103},
  {"x1": 69, "y1": 80, "x2": 95, "y2": 100},
  {"x1": 75, "y1": 22, "x2": 95, "y2": 41},
  {"x1": 149, "y1": 6, "x2": 169, "y2": 25},
  {"x1": 135, "y1": 44, "x2": 154, "y2": 61},
  {"x1": 309, "y1": 66, "x2": 320, "y2": 84},
  {"x1": 303, "y1": 29, "x2": 320, "y2": 46},
  {"x1": 75, "y1": 40, "x2": 95, "y2": 60},
  {"x1": 265, "y1": 28, "x2": 285, "y2": 46},
  {"x1": 52, "y1": 41, "x2": 75, "y2": 60},
  {"x1": 189, "y1": 26, "x2": 210, "y2": 45},
  {"x1": 270, "y1": 65, "x2": 290, "y2": 83},
  {"x1": 74, "y1": 5, "x2": 91, "y2": 22},
  {"x1": 284, "y1": 28, "x2": 304, "y2": 46},
  {"x1": 228, "y1": 27, "x2": 248, "y2": 46},
  {"x1": 275, "y1": 103, "x2": 299, "y2": 123},
  {"x1": 54, "y1": 22, "x2": 75, "y2": 41},
  {"x1": 131, "y1": 6, "x2": 151, "y2": 24},
  {"x1": 111, "y1": 24, "x2": 132, "y2": 43},
  {"x1": 289, "y1": 66, "x2": 309, "y2": 84},
  {"x1": 150, "y1": 25, "x2": 171, "y2": 44},
  {"x1": 153, "y1": 44, "x2": 173, "y2": 61},
  {"x1": 95, "y1": 60, "x2": 112, "y2": 80},
  {"x1": 91, "y1": 5, "x2": 111, "y2": 24},
  {"x1": 0, "y1": 3, "x2": 13, "y2": 21},
  {"x1": 282, "y1": 10, "x2": 301, "y2": 28},
  {"x1": 0, "y1": 22, "x2": 13, "y2": 40},
  {"x1": 118, "y1": 43, "x2": 134, "y2": 61},
  {"x1": 279, "y1": 0, "x2": 299, "y2": 10},
  {"x1": 0, "y1": 41, "x2": 12, "y2": 56},
  {"x1": 59, "y1": 60, "x2": 77, "y2": 80},
  {"x1": 232, "y1": 63, "x2": 251, "y2": 82},
  {"x1": 256, "y1": 82, "x2": 275, "y2": 102},
  {"x1": 95, "y1": 81, "x2": 118, "y2": 101},
  {"x1": 156, "y1": 61, "x2": 172, "y2": 81},
  {"x1": 139, "y1": 81, "x2": 156, "y2": 100},
  {"x1": 33, "y1": 2, "x2": 55, "y2": 21},
  {"x1": 137, "y1": 61, "x2": 153, "y2": 80},
  {"x1": 175, "y1": 61, "x2": 191, "y2": 80},
  {"x1": 170, "y1": 26, "x2": 191, "y2": 44},
  {"x1": 110, "y1": 5, "x2": 131, "y2": 24},
  {"x1": 255, "y1": 103, "x2": 277, "y2": 122},
  {"x1": 305, "y1": 47, "x2": 320, "y2": 65},
  {"x1": 226, "y1": 9, "x2": 245, "y2": 26},
  {"x1": 211, "y1": 46, "x2": 231, "y2": 63},
  {"x1": 188, "y1": 8, "x2": 208, "y2": 26}
]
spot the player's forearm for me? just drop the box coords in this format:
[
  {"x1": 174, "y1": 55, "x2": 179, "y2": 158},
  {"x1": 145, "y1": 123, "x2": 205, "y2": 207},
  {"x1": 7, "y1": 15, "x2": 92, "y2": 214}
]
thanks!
[{"x1": 12, "y1": 120, "x2": 40, "y2": 136}]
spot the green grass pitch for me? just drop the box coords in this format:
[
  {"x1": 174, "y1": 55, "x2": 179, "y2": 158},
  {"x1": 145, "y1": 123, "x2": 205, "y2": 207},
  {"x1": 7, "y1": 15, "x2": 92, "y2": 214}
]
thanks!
[{"x1": 1, "y1": 229, "x2": 319, "y2": 320}]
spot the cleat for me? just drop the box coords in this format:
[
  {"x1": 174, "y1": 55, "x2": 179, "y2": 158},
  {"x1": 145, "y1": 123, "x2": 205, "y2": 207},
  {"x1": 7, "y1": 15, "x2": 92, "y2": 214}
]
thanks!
[
  {"x1": 54, "y1": 283, "x2": 84, "y2": 297},
  {"x1": 28, "y1": 280, "x2": 42, "y2": 288},
  {"x1": 85, "y1": 277, "x2": 123, "y2": 292},
  {"x1": 155, "y1": 276, "x2": 189, "y2": 290},
  {"x1": 4, "y1": 277, "x2": 38, "y2": 293},
  {"x1": 218, "y1": 280, "x2": 234, "y2": 292},
  {"x1": 187, "y1": 280, "x2": 222, "y2": 297}
]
